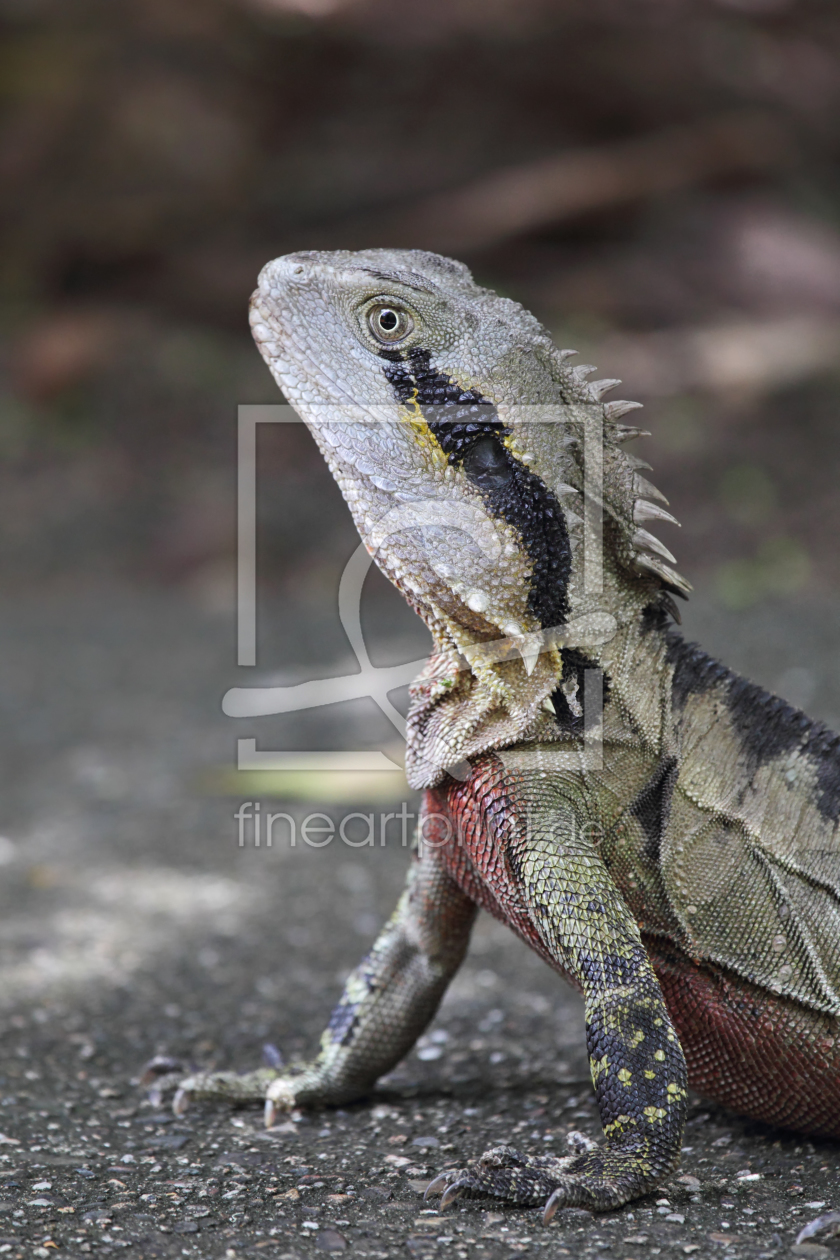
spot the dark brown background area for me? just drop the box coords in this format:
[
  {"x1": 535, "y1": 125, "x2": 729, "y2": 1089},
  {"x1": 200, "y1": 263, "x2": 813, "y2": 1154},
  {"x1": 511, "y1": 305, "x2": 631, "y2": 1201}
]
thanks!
[{"x1": 2, "y1": 0, "x2": 840, "y2": 602}]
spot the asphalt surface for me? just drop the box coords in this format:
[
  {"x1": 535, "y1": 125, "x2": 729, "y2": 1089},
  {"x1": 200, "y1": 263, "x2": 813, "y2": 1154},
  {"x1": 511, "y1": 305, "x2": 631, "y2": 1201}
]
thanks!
[{"x1": 1, "y1": 580, "x2": 840, "y2": 1260}]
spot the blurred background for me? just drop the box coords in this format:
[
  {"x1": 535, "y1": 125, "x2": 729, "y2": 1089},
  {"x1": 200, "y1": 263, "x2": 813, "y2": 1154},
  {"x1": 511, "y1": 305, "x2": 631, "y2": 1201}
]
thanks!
[
  {"x1": 3, "y1": 0, "x2": 840, "y2": 605},
  {"x1": 1, "y1": 0, "x2": 840, "y2": 1194}
]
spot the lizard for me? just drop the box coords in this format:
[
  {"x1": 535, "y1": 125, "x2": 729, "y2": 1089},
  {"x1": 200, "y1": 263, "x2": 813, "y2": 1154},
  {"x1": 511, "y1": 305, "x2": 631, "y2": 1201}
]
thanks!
[{"x1": 171, "y1": 248, "x2": 840, "y2": 1220}]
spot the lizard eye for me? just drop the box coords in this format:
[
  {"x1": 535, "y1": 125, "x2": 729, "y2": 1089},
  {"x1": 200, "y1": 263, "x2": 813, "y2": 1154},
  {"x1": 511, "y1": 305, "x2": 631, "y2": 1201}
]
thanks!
[{"x1": 368, "y1": 304, "x2": 414, "y2": 344}]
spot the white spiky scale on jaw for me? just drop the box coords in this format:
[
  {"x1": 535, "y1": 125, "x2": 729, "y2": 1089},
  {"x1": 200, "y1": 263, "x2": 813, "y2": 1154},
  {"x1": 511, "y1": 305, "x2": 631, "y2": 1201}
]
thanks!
[
  {"x1": 466, "y1": 590, "x2": 490, "y2": 612},
  {"x1": 587, "y1": 377, "x2": 622, "y2": 401},
  {"x1": 605, "y1": 399, "x2": 644, "y2": 419},
  {"x1": 634, "y1": 501, "x2": 680, "y2": 527},
  {"x1": 633, "y1": 528, "x2": 678, "y2": 565},
  {"x1": 633, "y1": 475, "x2": 670, "y2": 505}
]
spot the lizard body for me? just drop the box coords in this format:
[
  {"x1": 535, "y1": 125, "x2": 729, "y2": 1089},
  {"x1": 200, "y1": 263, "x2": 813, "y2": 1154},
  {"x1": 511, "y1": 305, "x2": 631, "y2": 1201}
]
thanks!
[{"x1": 176, "y1": 250, "x2": 840, "y2": 1216}]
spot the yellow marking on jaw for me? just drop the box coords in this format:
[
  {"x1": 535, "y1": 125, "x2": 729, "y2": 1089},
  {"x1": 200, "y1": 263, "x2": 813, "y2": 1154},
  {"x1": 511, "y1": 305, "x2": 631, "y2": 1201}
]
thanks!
[
  {"x1": 397, "y1": 395, "x2": 448, "y2": 470},
  {"x1": 654, "y1": 1049, "x2": 665, "y2": 1061},
  {"x1": 502, "y1": 431, "x2": 531, "y2": 466},
  {"x1": 644, "y1": 1070, "x2": 656, "y2": 1079},
  {"x1": 401, "y1": 385, "x2": 423, "y2": 422},
  {"x1": 644, "y1": 1106, "x2": 667, "y2": 1121},
  {"x1": 617, "y1": 1068, "x2": 632, "y2": 1087}
]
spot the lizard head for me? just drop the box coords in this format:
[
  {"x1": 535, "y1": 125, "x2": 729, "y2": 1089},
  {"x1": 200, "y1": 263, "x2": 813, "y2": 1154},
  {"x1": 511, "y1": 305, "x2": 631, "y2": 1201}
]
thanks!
[{"x1": 250, "y1": 248, "x2": 689, "y2": 784}]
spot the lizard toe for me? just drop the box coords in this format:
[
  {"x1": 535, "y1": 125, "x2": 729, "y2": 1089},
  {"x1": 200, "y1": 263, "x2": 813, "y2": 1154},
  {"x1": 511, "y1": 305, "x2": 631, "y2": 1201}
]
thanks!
[
  {"x1": 172, "y1": 1087, "x2": 190, "y2": 1117},
  {"x1": 165, "y1": 1067, "x2": 279, "y2": 1112},
  {"x1": 439, "y1": 1180, "x2": 469, "y2": 1208},
  {"x1": 424, "y1": 1148, "x2": 562, "y2": 1209},
  {"x1": 543, "y1": 1186, "x2": 564, "y2": 1224},
  {"x1": 475, "y1": 1144, "x2": 532, "y2": 1169},
  {"x1": 423, "y1": 1173, "x2": 450, "y2": 1201}
]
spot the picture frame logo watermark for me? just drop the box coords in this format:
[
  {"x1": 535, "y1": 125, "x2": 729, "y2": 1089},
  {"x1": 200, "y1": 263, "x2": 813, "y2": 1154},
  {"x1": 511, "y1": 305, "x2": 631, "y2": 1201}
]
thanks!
[{"x1": 226, "y1": 403, "x2": 614, "y2": 780}]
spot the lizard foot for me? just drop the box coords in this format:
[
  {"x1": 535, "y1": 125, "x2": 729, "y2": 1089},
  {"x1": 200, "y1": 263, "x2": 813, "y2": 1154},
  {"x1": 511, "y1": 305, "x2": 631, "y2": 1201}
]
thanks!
[
  {"x1": 169, "y1": 1068, "x2": 279, "y2": 1117},
  {"x1": 424, "y1": 1130, "x2": 648, "y2": 1221},
  {"x1": 160, "y1": 1054, "x2": 335, "y2": 1122}
]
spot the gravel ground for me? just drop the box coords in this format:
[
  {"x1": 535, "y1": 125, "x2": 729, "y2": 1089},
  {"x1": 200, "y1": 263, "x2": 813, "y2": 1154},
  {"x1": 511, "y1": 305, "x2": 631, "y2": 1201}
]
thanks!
[{"x1": 0, "y1": 582, "x2": 839, "y2": 1260}]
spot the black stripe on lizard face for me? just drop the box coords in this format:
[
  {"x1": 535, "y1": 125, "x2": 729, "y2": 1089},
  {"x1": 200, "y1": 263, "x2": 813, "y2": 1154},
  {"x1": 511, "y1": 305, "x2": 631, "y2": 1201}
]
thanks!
[
  {"x1": 550, "y1": 648, "x2": 612, "y2": 735},
  {"x1": 381, "y1": 347, "x2": 571, "y2": 629}
]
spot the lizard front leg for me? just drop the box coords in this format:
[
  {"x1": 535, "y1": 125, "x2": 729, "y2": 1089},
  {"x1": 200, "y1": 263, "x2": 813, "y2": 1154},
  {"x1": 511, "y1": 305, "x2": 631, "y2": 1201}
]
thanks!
[
  {"x1": 427, "y1": 787, "x2": 688, "y2": 1218},
  {"x1": 172, "y1": 835, "x2": 477, "y2": 1120}
]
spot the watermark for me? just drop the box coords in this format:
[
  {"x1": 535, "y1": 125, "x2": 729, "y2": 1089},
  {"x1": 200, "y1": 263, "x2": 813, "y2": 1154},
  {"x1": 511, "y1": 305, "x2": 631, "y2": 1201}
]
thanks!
[
  {"x1": 234, "y1": 800, "x2": 417, "y2": 848},
  {"x1": 227, "y1": 403, "x2": 616, "y2": 786},
  {"x1": 233, "y1": 800, "x2": 607, "y2": 851}
]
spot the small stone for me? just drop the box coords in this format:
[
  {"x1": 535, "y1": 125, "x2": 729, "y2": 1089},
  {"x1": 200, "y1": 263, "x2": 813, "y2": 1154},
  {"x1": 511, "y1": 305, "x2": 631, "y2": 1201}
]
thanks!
[
  {"x1": 316, "y1": 1230, "x2": 347, "y2": 1252},
  {"x1": 145, "y1": 1134, "x2": 190, "y2": 1151},
  {"x1": 407, "y1": 1238, "x2": 437, "y2": 1257},
  {"x1": 173, "y1": 1221, "x2": 199, "y2": 1234},
  {"x1": 412, "y1": 1136, "x2": 440, "y2": 1149},
  {"x1": 792, "y1": 1245, "x2": 831, "y2": 1259}
]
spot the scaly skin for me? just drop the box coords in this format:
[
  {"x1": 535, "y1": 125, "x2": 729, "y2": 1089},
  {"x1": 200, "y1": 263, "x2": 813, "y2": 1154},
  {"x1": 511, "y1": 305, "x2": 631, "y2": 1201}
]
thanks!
[{"x1": 170, "y1": 250, "x2": 840, "y2": 1218}]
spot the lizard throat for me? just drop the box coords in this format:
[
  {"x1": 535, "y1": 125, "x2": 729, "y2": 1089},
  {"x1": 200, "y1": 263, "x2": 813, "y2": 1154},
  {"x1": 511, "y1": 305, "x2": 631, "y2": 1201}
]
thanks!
[{"x1": 380, "y1": 347, "x2": 572, "y2": 630}]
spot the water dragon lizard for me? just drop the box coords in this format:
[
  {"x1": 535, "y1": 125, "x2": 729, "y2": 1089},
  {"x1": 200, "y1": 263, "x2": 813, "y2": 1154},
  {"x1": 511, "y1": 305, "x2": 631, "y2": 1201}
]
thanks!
[{"x1": 172, "y1": 249, "x2": 840, "y2": 1219}]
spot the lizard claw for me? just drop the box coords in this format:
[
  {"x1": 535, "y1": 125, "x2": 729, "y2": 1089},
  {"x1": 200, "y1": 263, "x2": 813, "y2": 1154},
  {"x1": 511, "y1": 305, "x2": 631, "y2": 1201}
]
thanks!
[
  {"x1": 172, "y1": 1088, "x2": 190, "y2": 1117},
  {"x1": 440, "y1": 1180, "x2": 468, "y2": 1209},
  {"x1": 423, "y1": 1173, "x2": 449, "y2": 1201},
  {"x1": 264, "y1": 1097, "x2": 277, "y2": 1128},
  {"x1": 139, "y1": 1055, "x2": 184, "y2": 1086},
  {"x1": 543, "y1": 1187, "x2": 564, "y2": 1224}
]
